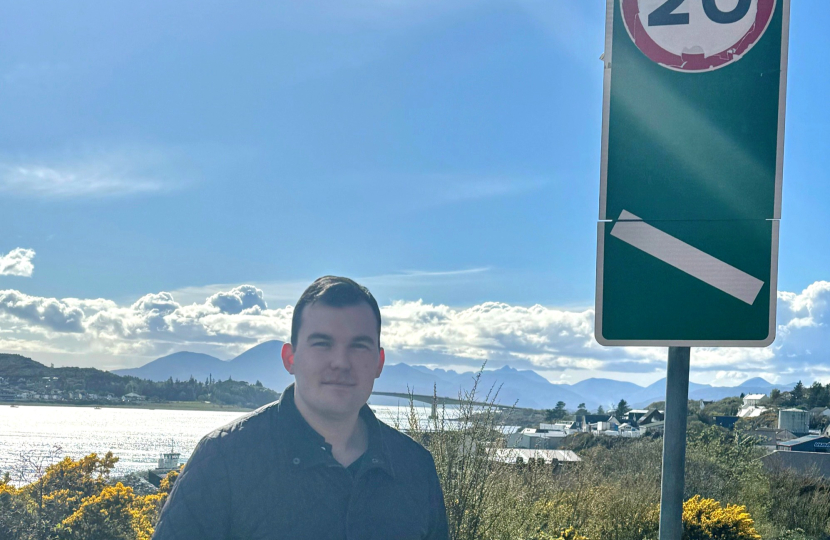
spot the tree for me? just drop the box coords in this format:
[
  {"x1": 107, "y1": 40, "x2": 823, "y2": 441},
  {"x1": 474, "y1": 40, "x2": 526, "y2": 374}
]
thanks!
[
  {"x1": 808, "y1": 381, "x2": 828, "y2": 409},
  {"x1": 545, "y1": 402, "x2": 567, "y2": 422},
  {"x1": 614, "y1": 399, "x2": 631, "y2": 421},
  {"x1": 575, "y1": 403, "x2": 588, "y2": 417},
  {"x1": 597, "y1": 405, "x2": 605, "y2": 415},
  {"x1": 770, "y1": 388, "x2": 781, "y2": 402},
  {"x1": 792, "y1": 380, "x2": 804, "y2": 402}
]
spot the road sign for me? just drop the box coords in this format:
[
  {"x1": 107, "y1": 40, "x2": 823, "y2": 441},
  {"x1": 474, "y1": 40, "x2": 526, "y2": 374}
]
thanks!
[{"x1": 596, "y1": 0, "x2": 790, "y2": 346}]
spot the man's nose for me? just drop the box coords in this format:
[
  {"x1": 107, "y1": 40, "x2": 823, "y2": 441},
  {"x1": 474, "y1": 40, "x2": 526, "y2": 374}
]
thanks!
[{"x1": 329, "y1": 346, "x2": 351, "y2": 370}]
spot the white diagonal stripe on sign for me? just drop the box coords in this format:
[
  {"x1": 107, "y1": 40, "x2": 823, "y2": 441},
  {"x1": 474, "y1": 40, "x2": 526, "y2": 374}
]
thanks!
[{"x1": 610, "y1": 210, "x2": 764, "y2": 305}]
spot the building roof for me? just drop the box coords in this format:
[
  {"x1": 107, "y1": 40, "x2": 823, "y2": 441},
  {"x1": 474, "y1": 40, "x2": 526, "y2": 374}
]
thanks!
[
  {"x1": 748, "y1": 428, "x2": 795, "y2": 443},
  {"x1": 490, "y1": 449, "x2": 581, "y2": 464},
  {"x1": 539, "y1": 422, "x2": 574, "y2": 431},
  {"x1": 743, "y1": 394, "x2": 766, "y2": 400},
  {"x1": 639, "y1": 409, "x2": 665, "y2": 424},
  {"x1": 737, "y1": 406, "x2": 767, "y2": 418},
  {"x1": 777, "y1": 435, "x2": 830, "y2": 448},
  {"x1": 761, "y1": 451, "x2": 830, "y2": 478},
  {"x1": 521, "y1": 429, "x2": 567, "y2": 439},
  {"x1": 580, "y1": 415, "x2": 612, "y2": 423}
]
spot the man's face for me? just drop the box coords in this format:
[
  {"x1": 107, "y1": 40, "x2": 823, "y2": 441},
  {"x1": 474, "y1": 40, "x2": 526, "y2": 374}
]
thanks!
[{"x1": 282, "y1": 302, "x2": 384, "y2": 421}]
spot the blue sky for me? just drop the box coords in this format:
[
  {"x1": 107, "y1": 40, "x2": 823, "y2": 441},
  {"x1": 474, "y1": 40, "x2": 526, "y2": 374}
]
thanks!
[{"x1": 0, "y1": 1, "x2": 829, "y2": 387}]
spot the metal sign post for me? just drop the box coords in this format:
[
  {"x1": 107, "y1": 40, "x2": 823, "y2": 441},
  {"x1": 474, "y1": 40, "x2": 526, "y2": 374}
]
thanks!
[
  {"x1": 595, "y1": 1, "x2": 790, "y2": 539},
  {"x1": 659, "y1": 346, "x2": 690, "y2": 540}
]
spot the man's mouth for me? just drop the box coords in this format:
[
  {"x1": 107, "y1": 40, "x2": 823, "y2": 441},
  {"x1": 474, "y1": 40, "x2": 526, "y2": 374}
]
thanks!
[{"x1": 322, "y1": 381, "x2": 357, "y2": 386}]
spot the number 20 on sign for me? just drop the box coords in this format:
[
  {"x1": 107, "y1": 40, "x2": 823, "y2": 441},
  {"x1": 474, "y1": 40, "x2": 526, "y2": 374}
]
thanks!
[{"x1": 595, "y1": 0, "x2": 790, "y2": 346}]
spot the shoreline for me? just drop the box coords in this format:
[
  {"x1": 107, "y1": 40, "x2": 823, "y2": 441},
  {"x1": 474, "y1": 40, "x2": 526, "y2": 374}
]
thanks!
[{"x1": 0, "y1": 400, "x2": 255, "y2": 412}]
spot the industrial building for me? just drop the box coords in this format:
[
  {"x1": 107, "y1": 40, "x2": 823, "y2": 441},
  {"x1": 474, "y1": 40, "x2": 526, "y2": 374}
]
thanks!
[
  {"x1": 778, "y1": 408, "x2": 811, "y2": 436},
  {"x1": 776, "y1": 435, "x2": 830, "y2": 453}
]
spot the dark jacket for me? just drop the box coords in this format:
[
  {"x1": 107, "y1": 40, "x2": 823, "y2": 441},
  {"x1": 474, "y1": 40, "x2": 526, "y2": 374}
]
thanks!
[{"x1": 152, "y1": 384, "x2": 449, "y2": 540}]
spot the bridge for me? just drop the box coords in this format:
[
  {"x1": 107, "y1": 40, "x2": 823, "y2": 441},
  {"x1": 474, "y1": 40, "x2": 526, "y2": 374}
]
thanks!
[{"x1": 370, "y1": 391, "x2": 531, "y2": 417}]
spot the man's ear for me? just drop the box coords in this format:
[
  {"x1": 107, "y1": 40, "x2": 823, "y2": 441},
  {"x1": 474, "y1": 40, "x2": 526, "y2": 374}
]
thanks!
[
  {"x1": 376, "y1": 347, "x2": 385, "y2": 378},
  {"x1": 281, "y1": 342, "x2": 295, "y2": 375}
]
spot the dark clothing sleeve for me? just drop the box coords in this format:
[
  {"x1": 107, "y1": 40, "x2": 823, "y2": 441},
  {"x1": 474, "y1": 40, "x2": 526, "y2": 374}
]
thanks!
[
  {"x1": 425, "y1": 454, "x2": 450, "y2": 540},
  {"x1": 152, "y1": 434, "x2": 232, "y2": 540}
]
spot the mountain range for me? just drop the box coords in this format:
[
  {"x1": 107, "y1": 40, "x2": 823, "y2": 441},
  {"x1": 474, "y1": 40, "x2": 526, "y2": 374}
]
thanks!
[{"x1": 112, "y1": 340, "x2": 796, "y2": 410}]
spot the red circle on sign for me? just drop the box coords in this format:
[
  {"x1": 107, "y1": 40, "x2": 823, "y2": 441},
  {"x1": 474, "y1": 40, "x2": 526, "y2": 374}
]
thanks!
[{"x1": 621, "y1": 0, "x2": 776, "y2": 72}]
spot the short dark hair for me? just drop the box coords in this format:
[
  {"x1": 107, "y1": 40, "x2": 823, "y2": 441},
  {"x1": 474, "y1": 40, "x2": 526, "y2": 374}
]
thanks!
[{"x1": 291, "y1": 276, "x2": 382, "y2": 348}]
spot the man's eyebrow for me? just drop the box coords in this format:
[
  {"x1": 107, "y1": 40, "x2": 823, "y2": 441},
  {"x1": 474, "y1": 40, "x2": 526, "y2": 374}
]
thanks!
[
  {"x1": 351, "y1": 335, "x2": 376, "y2": 346},
  {"x1": 306, "y1": 333, "x2": 333, "y2": 342}
]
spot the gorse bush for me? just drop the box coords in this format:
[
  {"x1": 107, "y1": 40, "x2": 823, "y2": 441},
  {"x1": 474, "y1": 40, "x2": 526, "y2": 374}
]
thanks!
[
  {"x1": 0, "y1": 452, "x2": 177, "y2": 540},
  {"x1": 535, "y1": 526, "x2": 588, "y2": 540},
  {"x1": 680, "y1": 495, "x2": 761, "y2": 540}
]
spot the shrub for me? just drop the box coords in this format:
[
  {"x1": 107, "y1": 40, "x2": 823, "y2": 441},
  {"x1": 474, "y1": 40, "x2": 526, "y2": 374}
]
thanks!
[
  {"x1": 537, "y1": 526, "x2": 588, "y2": 540},
  {"x1": 1, "y1": 453, "x2": 169, "y2": 540},
  {"x1": 761, "y1": 467, "x2": 830, "y2": 538},
  {"x1": 682, "y1": 495, "x2": 760, "y2": 540},
  {"x1": 646, "y1": 496, "x2": 761, "y2": 540}
]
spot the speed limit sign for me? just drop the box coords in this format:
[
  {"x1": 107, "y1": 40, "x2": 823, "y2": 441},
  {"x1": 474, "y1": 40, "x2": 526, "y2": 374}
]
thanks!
[
  {"x1": 622, "y1": 0, "x2": 776, "y2": 71},
  {"x1": 595, "y1": 0, "x2": 790, "y2": 346}
]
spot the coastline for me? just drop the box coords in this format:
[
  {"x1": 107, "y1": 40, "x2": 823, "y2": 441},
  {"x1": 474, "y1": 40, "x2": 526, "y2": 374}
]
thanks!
[{"x1": 0, "y1": 400, "x2": 255, "y2": 412}]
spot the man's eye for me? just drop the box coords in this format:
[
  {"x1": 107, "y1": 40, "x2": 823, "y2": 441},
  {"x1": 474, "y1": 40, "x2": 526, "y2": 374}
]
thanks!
[
  {"x1": 351, "y1": 343, "x2": 370, "y2": 350},
  {"x1": 311, "y1": 342, "x2": 330, "y2": 347}
]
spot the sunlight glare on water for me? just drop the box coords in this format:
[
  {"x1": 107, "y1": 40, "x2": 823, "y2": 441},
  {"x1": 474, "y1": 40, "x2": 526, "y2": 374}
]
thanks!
[{"x1": 0, "y1": 403, "x2": 455, "y2": 479}]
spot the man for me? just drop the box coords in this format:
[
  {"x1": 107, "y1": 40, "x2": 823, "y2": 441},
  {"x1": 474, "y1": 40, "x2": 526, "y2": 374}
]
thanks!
[{"x1": 153, "y1": 276, "x2": 449, "y2": 540}]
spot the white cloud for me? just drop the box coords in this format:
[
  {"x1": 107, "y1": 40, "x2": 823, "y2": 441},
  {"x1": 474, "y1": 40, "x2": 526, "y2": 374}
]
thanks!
[
  {"x1": 0, "y1": 281, "x2": 828, "y2": 384},
  {"x1": 0, "y1": 248, "x2": 35, "y2": 277},
  {"x1": 0, "y1": 164, "x2": 163, "y2": 198},
  {"x1": 207, "y1": 285, "x2": 268, "y2": 314},
  {"x1": 381, "y1": 300, "x2": 602, "y2": 369},
  {"x1": 0, "y1": 290, "x2": 84, "y2": 333},
  {"x1": 0, "y1": 148, "x2": 184, "y2": 199}
]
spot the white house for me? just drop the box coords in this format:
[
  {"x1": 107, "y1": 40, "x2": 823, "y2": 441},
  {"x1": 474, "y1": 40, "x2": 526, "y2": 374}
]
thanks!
[{"x1": 743, "y1": 394, "x2": 766, "y2": 407}]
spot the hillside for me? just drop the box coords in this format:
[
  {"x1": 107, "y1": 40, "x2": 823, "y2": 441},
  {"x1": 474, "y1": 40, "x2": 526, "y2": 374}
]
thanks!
[
  {"x1": 112, "y1": 351, "x2": 231, "y2": 381},
  {"x1": 0, "y1": 353, "x2": 278, "y2": 409}
]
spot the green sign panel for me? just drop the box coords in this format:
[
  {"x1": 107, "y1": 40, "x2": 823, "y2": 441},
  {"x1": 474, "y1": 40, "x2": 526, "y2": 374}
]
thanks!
[{"x1": 596, "y1": 0, "x2": 790, "y2": 346}]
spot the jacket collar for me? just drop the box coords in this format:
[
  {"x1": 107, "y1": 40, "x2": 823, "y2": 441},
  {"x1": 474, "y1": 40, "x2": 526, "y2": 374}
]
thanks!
[{"x1": 276, "y1": 383, "x2": 396, "y2": 479}]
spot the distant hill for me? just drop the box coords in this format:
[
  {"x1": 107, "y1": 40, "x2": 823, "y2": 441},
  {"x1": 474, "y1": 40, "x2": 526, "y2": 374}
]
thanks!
[
  {"x1": 112, "y1": 341, "x2": 291, "y2": 391},
  {"x1": 1, "y1": 352, "x2": 127, "y2": 392},
  {"x1": 0, "y1": 353, "x2": 278, "y2": 408},
  {"x1": 226, "y1": 340, "x2": 292, "y2": 392},
  {"x1": 113, "y1": 352, "x2": 230, "y2": 382},
  {"x1": 0, "y1": 353, "x2": 50, "y2": 377},
  {"x1": 570, "y1": 378, "x2": 644, "y2": 408},
  {"x1": 106, "y1": 342, "x2": 802, "y2": 412},
  {"x1": 628, "y1": 378, "x2": 711, "y2": 408},
  {"x1": 374, "y1": 364, "x2": 589, "y2": 410}
]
